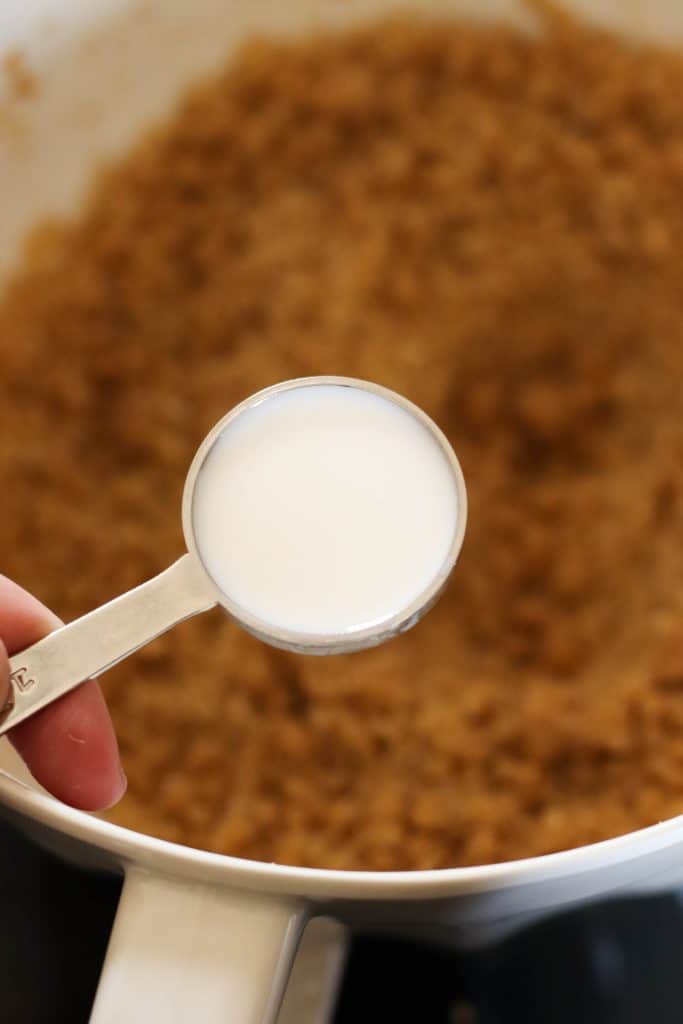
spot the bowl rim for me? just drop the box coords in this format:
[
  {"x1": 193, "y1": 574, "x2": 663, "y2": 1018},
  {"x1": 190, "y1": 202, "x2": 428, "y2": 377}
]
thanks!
[{"x1": 1, "y1": 765, "x2": 682, "y2": 901}]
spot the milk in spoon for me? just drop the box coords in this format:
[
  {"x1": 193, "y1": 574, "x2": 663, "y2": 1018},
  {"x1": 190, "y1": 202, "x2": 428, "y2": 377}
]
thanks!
[{"x1": 191, "y1": 381, "x2": 463, "y2": 639}]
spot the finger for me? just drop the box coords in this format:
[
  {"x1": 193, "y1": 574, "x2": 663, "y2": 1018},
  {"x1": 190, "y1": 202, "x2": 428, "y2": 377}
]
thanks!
[
  {"x1": 10, "y1": 680, "x2": 127, "y2": 810},
  {"x1": 0, "y1": 573, "x2": 62, "y2": 650},
  {"x1": 0, "y1": 575, "x2": 126, "y2": 810}
]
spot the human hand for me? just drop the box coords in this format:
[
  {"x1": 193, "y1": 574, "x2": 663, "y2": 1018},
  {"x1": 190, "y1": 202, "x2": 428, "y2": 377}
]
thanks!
[{"x1": 0, "y1": 575, "x2": 126, "y2": 809}]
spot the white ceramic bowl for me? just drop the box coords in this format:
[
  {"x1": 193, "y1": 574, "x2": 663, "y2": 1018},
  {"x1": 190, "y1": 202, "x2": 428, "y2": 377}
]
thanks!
[{"x1": 1, "y1": 2, "x2": 683, "y2": 1022}]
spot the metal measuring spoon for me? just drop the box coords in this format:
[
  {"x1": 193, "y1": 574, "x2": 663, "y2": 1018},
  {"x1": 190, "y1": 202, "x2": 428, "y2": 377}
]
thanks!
[{"x1": 0, "y1": 377, "x2": 467, "y2": 735}]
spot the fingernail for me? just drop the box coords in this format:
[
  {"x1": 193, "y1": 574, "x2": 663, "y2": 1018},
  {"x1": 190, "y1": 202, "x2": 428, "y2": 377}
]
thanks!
[
  {"x1": 42, "y1": 609, "x2": 64, "y2": 634},
  {"x1": 98, "y1": 765, "x2": 127, "y2": 811}
]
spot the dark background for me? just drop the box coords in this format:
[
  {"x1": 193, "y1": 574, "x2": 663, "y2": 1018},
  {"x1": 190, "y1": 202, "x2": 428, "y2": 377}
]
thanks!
[{"x1": 1, "y1": 819, "x2": 681, "y2": 1023}]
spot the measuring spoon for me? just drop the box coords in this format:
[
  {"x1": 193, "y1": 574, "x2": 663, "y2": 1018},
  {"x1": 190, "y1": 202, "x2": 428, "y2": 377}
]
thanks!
[{"x1": 1, "y1": 377, "x2": 467, "y2": 735}]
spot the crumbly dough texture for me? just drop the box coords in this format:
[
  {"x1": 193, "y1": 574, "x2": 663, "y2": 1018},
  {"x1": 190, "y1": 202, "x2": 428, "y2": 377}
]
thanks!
[{"x1": 1, "y1": 13, "x2": 683, "y2": 870}]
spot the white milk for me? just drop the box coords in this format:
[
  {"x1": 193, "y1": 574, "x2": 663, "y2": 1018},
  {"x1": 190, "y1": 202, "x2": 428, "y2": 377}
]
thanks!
[{"x1": 192, "y1": 384, "x2": 460, "y2": 636}]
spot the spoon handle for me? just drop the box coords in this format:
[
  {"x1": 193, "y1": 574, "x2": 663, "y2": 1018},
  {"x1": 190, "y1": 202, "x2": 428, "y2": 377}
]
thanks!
[{"x1": 0, "y1": 554, "x2": 215, "y2": 735}]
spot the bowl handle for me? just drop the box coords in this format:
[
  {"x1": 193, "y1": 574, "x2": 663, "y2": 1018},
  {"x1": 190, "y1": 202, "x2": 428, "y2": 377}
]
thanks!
[{"x1": 89, "y1": 867, "x2": 308, "y2": 1024}]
